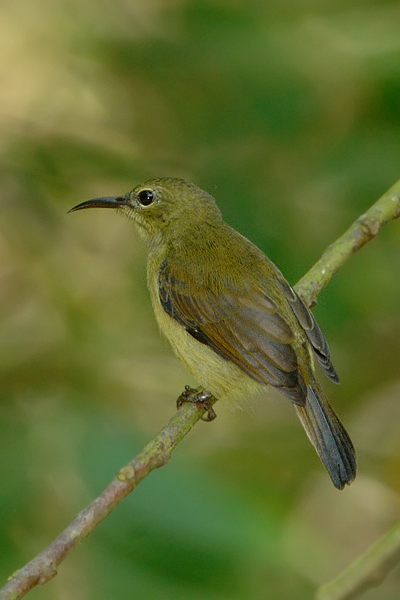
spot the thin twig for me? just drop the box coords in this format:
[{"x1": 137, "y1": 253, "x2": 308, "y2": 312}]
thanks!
[
  {"x1": 295, "y1": 178, "x2": 400, "y2": 307},
  {"x1": 0, "y1": 179, "x2": 399, "y2": 600},
  {"x1": 315, "y1": 522, "x2": 400, "y2": 600}
]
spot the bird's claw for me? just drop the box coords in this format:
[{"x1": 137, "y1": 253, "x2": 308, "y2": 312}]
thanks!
[{"x1": 177, "y1": 385, "x2": 217, "y2": 421}]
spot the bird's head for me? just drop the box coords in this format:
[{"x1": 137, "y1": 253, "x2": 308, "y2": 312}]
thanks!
[{"x1": 69, "y1": 177, "x2": 222, "y2": 246}]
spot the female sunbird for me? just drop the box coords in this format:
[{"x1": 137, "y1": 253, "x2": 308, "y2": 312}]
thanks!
[{"x1": 70, "y1": 177, "x2": 356, "y2": 489}]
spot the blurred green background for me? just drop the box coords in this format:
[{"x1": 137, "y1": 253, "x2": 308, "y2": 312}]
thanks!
[{"x1": 1, "y1": 1, "x2": 400, "y2": 599}]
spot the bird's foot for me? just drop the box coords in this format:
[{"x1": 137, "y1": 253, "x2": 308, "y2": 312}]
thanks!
[{"x1": 177, "y1": 385, "x2": 217, "y2": 422}]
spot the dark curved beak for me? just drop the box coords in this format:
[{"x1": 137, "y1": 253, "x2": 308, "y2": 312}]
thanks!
[{"x1": 68, "y1": 196, "x2": 130, "y2": 213}]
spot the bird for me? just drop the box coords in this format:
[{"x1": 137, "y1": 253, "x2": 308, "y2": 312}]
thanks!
[{"x1": 70, "y1": 177, "x2": 356, "y2": 489}]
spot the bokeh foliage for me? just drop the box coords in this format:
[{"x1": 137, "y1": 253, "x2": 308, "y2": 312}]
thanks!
[{"x1": 1, "y1": 1, "x2": 400, "y2": 598}]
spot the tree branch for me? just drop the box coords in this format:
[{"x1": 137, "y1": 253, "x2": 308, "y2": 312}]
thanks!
[
  {"x1": 0, "y1": 400, "x2": 215, "y2": 600},
  {"x1": 295, "y1": 178, "x2": 400, "y2": 307},
  {"x1": 1, "y1": 179, "x2": 399, "y2": 600},
  {"x1": 314, "y1": 521, "x2": 400, "y2": 600}
]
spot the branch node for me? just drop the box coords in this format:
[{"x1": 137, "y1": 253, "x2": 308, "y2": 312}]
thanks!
[
  {"x1": 38, "y1": 565, "x2": 57, "y2": 585},
  {"x1": 354, "y1": 214, "x2": 380, "y2": 250},
  {"x1": 118, "y1": 465, "x2": 136, "y2": 483},
  {"x1": 152, "y1": 451, "x2": 171, "y2": 469}
]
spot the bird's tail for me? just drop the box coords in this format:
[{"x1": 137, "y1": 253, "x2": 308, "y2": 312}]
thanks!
[{"x1": 295, "y1": 382, "x2": 356, "y2": 489}]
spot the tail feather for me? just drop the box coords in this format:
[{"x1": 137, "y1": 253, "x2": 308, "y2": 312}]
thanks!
[{"x1": 295, "y1": 384, "x2": 356, "y2": 489}]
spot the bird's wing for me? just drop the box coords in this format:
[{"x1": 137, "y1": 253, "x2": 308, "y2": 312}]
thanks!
[
  {"x1": 158, "y1": 260, "x2": 308, "y2": 405},
  {"x1": 276, "y1": 278, "x2": 340, "y2": 383}
]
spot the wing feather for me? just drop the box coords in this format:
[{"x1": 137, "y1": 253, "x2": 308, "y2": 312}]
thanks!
[{"x1": 277, "y1": 279, "x2": 340, "y2": 383}]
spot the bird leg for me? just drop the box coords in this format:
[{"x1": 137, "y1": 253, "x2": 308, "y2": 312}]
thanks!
[{"x1": 176, "y1": 385, "x2": 217, "y2": 421}]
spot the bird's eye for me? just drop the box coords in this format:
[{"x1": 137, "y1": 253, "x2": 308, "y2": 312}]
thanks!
[{"x1": 138, "y1": 189, "x2": 155, "y2": 206}]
